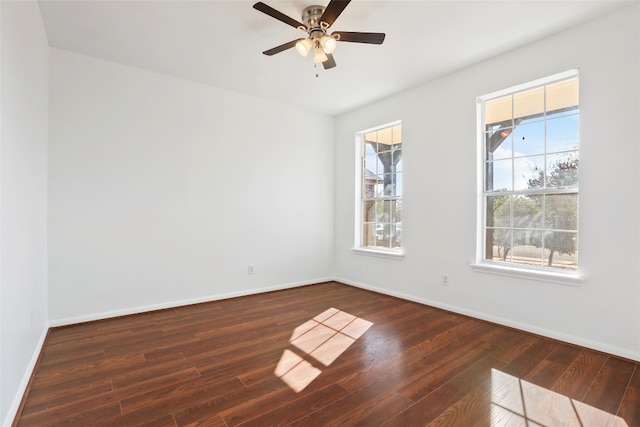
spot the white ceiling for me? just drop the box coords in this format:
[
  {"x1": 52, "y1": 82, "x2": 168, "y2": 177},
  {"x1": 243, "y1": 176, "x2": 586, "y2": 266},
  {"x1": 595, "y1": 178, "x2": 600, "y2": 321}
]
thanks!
[{"x1": 38, "y1": 0, "x2": 633, "y2": 116}]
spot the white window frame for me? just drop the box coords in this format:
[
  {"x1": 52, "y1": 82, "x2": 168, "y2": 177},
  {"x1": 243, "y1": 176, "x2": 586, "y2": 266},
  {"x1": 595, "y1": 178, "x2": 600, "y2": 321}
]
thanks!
[
  {"x1": 472, "y1": 70, "x2": 583, "y2": 285},
  {"x1": 353, "y1": 120, "x2": 404, "y2": 260}
]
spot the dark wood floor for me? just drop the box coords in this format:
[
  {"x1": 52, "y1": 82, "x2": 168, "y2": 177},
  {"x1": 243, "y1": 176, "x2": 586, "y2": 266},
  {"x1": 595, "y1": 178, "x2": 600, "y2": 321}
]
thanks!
[{"x1": 15, "y1": 281, "x2": 640, "y2": 426}]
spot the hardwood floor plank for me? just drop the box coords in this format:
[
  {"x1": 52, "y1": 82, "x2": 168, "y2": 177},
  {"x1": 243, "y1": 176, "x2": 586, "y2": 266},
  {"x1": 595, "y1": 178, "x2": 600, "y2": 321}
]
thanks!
[
  {"x1": 523, "y1": 343, "x2": 582, "y2": 389},
  {"x1": 290, "y1": 388, "x2": 412, "y2": 426},
  {"x1": 135, "y1": 414, "x2": 178, "y2": 427},
  {"x1": 111, "y1": 352, "x2": 190, "y2": 389},
  {"x1": 471, "y1": 402, "x2": 529, "y2": 427},
  {"x1": 383, "y1": 354, "x2": 503, "y2": 426},
  {"x1": 582, "y1": 356, "x2": 636, "y2": 414},
  {"x1": 488, "y1": 332, "x2": 539, "y2": 366},
  {"x1": 172, "y1": 377, "x2": 290, "y2": 426},
  {"x1": 223, "y1": 383, "x2": 350, "y2": 427},
  {"x1": 119, "y1": 375, "x2": 245, "y2": 415},
  {"x1": 182, "y1": 415, "x2": 227, "y2": 427},
  {"x1": 425, "y1": 386, "x2": 491, "y2": 427},
  {"x1": 18, "y1": 401, "x2": 122, "y2": 426},
  {"x1": 617, "y1": 366, "x2": 640, "y2": 425},
  {"x1": 26, "y1": 353, "x2": 147, "y2": 391},
  {"x1": 550, "y1": 349, "x2": 608, "y2": 400},
  {"x1": 498, "y1": 338, "x2": 559, "y2": 378},
  {"x1": 20, "y1": 377, "x2": 114, "y2": 415},
  {"x1": 397, "y1": 333, "x2": 499, "y2": 402},
  {"x1": 13, "y1": 282, "x2": 640, "y2": 427}
]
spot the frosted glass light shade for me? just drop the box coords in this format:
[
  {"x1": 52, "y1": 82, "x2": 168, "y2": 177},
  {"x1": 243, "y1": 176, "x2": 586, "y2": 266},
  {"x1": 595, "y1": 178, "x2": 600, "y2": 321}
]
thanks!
[
  {"x1": 295, "y1": 38, "x2": 313, "y2": 57},
  {"x1": 320, "y1": 35, "x2": 337, "y2": 54},
  {"x1": 313, "y1": 47, "x2": 328, "y2": 63}
]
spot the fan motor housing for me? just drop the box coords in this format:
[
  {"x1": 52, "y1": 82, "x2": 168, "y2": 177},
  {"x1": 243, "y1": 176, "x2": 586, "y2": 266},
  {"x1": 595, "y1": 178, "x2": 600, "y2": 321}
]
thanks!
[{"x1": 301, "y1": 5, "x2": 326, "y2": 31}]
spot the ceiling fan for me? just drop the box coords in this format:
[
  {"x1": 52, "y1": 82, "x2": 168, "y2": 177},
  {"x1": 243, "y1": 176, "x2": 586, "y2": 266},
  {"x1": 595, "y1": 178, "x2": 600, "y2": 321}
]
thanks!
[{"x1": 253, "y1": 0, "x2": 385, "y2": 70}]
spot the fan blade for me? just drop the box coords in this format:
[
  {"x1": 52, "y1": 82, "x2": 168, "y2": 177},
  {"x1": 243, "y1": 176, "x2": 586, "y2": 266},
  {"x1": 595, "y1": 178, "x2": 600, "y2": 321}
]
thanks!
[
  {"x1": 263, "y1": 39, "x2": 299, "y2": 56},
  {"x1": 333, "y1": 31, "x2": 385, "y2": 44},
  {"x1": 323, "y1": 53, "x2": 337, "y2": 69},
  {"x1": 320, "y1": 0, "x2": 351, "y2": 28},
  {"x1": 253, "y1": 2, "x2": 305, "y2": 30}
]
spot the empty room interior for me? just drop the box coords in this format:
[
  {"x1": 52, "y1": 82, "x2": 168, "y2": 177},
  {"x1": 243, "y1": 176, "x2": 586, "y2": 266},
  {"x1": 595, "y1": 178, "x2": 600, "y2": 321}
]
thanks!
[{"x1": 2, "y1": 0, "x2": 640, "y2": 425}]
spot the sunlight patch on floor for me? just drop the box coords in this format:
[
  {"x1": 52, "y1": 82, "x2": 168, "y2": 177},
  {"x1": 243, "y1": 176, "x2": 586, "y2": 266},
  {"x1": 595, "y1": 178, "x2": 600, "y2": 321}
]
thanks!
[
  {"x1": 490, "y1": 368, "x2": 629, "y2": 426},
  {"x1": 275, "y1": 308, "x2": 373, "y2": 392}
]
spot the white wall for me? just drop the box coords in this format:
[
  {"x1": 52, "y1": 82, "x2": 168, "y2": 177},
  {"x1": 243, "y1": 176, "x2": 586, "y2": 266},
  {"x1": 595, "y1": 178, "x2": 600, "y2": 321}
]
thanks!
[
  {"x1": 334, "y1": 4, "x2": 640, "y2": 361},
  {"x1": 48, "y1": 49, "x2": 334, "y2": 323},
  {"x1": 0, "y1": 1, "x2": 49, "y2": 424}
]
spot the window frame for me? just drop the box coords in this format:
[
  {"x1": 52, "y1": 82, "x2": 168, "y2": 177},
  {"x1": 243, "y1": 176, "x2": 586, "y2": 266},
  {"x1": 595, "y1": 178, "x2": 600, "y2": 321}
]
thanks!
[
  {"x1": 473, "y1": 70, "x2": 583, "y2": 285},
  {"x1": 353, "y1": 120, "x2": 404, "y2": 259}
]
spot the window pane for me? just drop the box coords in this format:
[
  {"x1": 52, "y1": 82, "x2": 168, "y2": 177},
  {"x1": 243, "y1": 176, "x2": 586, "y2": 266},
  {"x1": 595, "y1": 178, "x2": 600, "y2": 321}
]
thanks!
[
  {"x1": 362, "y1": 223, "x2": 375, "y2": 247},
  {"x1": 513, "y1": 195, "x2": 543, "y2": 229},
  {"x1": 373, "y1": 182, "x2": 384, "y2": 197},
  {"x1": 382, "y1": 174, "x2": 400, "y2": 196},
  {"x1": 391, "y1": 223, "x2": 401, "y2": 248},
  {"x1": 546, "y1": 78, "x2": 579, "y2": 115},
  {"x1": 394, "y1": 150, "x2": 403, "y2": 173},
  {"x1": 377, "y1": 127, "x2": 393, "y2": 145},
  {"x1": 488, "y1": 228, "x2": 512, "y2": 263},
  {"x1": 545, "y1": 194, "x2": 578, "y2": 230},
  {"x1": 513, "y1": 121, "x2": 545, "y2": 156},
  {"x1": 486, "y1": 159, "x2": 512, "y2": 191},
  {"x1": 362, "y1": 172, "x2": 380, "y2": 199},
  {"x1": 364, "y1": 146, "x2": 381, "y2": 176},
  {"x1": 487, "y1": 195, "x2": 510, "y2": 228},
  {"x1": 392, "y1": 200, "x2": 402, "y2": 223},
  {"x1": 374, "y1": 224, "x2": 391, "y2": 248},
  {"x1": 547, "y1": 114, "x2": 579, "y2": 153},
  {"x1": 514, "y1": 86, "x2": 544, "y2": 120},
  {"x1": 512, "y1": 230, "x2": 543, "y2": 267},
  {"x1": 394, "y1": 174, "x2": 403, "y2": 197},
  {"x1": 375, "y1": 199, "x2": 390, "y2": 222},
  {"x1": 514, "y1": 155, "x2": 544, "y2": 190},
  {"x1": 544, "y1": 231, "x2": 578, "y2": 270},
  {"x1": 485, "y1": 95, "x2": 512, "y2": 127},
  {"x1": 362, "y1": 200, "x2": 375, "y2": 223},
  {"x1": 486, "y1": 130, "x2": 512, "y2": 160},
  {"x1": 546, "y1": 153, "x2": 578, "y2": 188}
]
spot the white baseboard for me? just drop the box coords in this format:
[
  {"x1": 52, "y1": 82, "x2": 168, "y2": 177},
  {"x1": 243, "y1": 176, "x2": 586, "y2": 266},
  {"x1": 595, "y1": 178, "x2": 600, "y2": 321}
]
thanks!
[
  {"x1": 2, "y1": 326, "x2": 49, "y2": 427},
  {"x1": 49, "y1": 277, "x2": 332, "y2": 328},
  {"x1": 335, "y1": 276, "x2": 640, "y2": 363}
]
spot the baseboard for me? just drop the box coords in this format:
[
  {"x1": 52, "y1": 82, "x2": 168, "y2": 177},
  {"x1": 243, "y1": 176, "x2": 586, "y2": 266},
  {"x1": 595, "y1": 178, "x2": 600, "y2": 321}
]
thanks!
[
  {"x1": 49, "y1": 277, "x2": 333, "y2": 328},
  {"x1": 335, "y1": 277, "x2": 640, "y2": 363},
  {"x1": 2, "y1": 326, "x2": 49, "y2": 427}
]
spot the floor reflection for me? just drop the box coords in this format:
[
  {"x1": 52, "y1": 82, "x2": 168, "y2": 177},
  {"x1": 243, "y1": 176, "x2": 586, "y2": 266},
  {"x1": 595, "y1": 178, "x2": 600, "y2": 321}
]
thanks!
[
  {"x1": 491, "y1": 369, "x2": 628, "y2": 426},
  {"x1": 275, "y1": 308, "x2": 373, "y2": 392}
]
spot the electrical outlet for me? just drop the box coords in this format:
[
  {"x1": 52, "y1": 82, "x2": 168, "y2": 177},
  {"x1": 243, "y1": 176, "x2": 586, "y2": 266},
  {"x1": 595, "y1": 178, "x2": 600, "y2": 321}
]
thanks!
[
  {"x1": 248, "y1": 265, "x2": 255, "y2": 275},
  {"x1": 441, "y1": 274, "x2": 449, "y2": 286}
]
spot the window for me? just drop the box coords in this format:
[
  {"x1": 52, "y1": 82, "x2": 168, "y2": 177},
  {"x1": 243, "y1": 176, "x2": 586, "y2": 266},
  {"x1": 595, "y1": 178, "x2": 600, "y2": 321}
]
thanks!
[
  {"x1": 356, "y1": 122, "x2": 402, "y2": 255},
  {"x1": 478, "y1": 71, "x2": 579, "y2": 275}
]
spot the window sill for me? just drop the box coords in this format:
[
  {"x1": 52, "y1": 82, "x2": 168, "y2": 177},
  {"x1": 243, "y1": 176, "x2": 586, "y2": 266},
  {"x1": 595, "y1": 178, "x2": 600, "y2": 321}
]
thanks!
[
  {"x1": 470, "y1": 263, "x2": 584, "y2": 286},
  {"x1": 352, "y1": 248, "x2": 405, "y2": 260}
]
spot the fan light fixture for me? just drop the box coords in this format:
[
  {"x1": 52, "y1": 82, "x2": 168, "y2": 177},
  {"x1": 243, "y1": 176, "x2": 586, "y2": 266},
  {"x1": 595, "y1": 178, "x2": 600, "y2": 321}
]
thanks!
[
  {"x1": 253, "y1": 1, "x2": 386, "y2": 70},
  {"x1": 297, "y1": 35, "x2": 337, "y2": 62}
]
